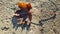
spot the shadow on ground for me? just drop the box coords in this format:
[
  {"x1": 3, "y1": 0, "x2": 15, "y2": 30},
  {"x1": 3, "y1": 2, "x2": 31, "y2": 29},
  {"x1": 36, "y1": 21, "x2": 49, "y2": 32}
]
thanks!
[
  {"x1": 11, "y1": 16, "x2": 30, "y2": 31},
  {"x1": 11, "y1": 14, "x2": 56, "y2": 30}
]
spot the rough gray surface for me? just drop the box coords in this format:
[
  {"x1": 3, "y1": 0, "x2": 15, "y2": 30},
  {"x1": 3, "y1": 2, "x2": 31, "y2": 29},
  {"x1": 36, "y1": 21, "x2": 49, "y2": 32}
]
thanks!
[{"x1": 0, "y1": 0, "x2": 60, "y2": 34}]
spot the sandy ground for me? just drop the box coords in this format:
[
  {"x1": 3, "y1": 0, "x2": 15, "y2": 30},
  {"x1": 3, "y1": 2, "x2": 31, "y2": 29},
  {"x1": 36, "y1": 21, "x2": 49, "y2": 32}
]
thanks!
[{"x1": 0, "y1": 0, "x2": 60, "y2": 34}]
